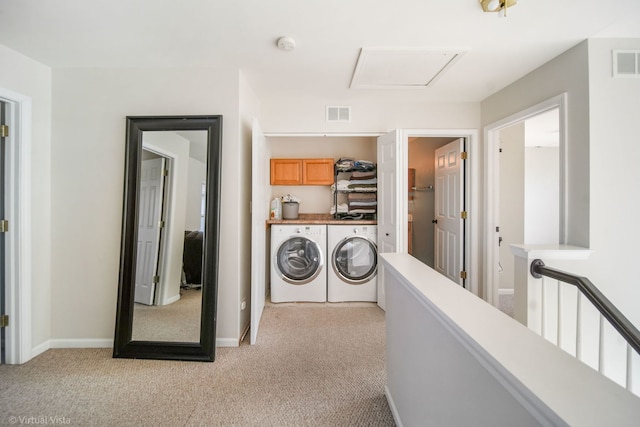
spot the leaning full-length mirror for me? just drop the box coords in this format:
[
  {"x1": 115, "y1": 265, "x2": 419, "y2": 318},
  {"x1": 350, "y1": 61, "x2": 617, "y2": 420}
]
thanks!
[{"x1": 114, "y1": 116, "x2": 222, "y2": 361}]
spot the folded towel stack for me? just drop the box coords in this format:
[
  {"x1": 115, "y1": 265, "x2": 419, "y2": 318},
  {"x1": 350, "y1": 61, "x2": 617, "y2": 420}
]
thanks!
[
  {"x1": 330, "y1": 203, "x2": 349, "y2": 215},
  {"x1": 335, "y1": 158, "x2": 376, "y2": 172},
  {"x1": 347, "y1": 192, "x2": 376, "y2": 213},
  {"x1": 332, "y1": 159, "x2": 377, "y2": 217},
  {"x1": 336, "y1": 157, "x2": 355, "y2": 171},
  {"x1": 352, "y1": 159, "x2": 376, "y2": 172}
]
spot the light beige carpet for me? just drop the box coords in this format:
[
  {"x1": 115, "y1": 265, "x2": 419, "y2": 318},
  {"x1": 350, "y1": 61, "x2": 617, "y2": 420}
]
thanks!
[
  {"x1": 132, "y1": 288, "x2": 202, "y2": 342},
  {"x1": 0, "y1": 305, "x2": 394, "y2": 427}
]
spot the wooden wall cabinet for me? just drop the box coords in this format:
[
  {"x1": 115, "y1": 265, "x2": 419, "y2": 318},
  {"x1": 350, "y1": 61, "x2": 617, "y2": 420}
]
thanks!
[
  {"x1": 302, "y1": 159, "x2": 334, "y2": 185},
  {"x1": 270, "y1": 159, "x2": 302, "y2": 185},
  {"x1": 271, "y1": 158, "x2": 333, "y2": 185}
]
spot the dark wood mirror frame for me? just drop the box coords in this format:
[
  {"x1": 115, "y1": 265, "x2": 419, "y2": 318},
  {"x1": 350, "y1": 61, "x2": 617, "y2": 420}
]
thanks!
[{"x1": 113, "y1": 115, "x2": 222, "y2": 362}]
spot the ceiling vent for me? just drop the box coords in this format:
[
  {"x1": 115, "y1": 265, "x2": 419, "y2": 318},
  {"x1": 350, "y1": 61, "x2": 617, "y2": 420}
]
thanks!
[
  {"x1": 350, "y1": 47, "x2": 467, "y2": 89},
  {"x1": 613, "y1": 50, "x2": 640, "y2": 78},
  {"x1": 326, "y1": 106, "x2": 351, "y2": 123}
]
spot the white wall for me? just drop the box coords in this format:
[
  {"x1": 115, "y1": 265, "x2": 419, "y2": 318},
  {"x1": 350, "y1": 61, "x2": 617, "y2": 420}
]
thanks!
[
  {"x1": 498, "y1": 123, "x2": 524, "y2": 291},
  {"x1": 262, "y1": 98, "x2": 479, "y2": 133},
  {"x1": 482, "y1": 41, "x2": 590, "y2": 248},
  {"x1": 186, "y1": 157, "x2": 206, "y2": 231},
  {"x1": 524, "y1": 146, "x2": 559, "y2": 244},
  {"x1": 50, "y1": 67, "x2": 244, "y2": 344},
  {"x1": 585, "y1": 38, "x2": 640, "y2": 326},
  {"x1": 0, "y1": 44, "x2": 52, "y2": 352},
  {"x1": 484, "y1": 38, "x2": 640, "y2": 331},
  {"x1": 238, "y1": 71, "x2": 262, "y2": 340}
]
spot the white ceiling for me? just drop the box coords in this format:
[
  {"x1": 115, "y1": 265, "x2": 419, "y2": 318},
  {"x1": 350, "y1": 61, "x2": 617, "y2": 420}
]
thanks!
[{"x1": 1, "y1": 0, "x2": 639, "y2": 103}]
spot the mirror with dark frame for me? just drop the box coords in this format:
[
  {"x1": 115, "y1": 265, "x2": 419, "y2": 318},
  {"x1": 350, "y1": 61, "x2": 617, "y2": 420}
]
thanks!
[{"x1": 114, "y1": 115, "x2": 222, "y2": 362}]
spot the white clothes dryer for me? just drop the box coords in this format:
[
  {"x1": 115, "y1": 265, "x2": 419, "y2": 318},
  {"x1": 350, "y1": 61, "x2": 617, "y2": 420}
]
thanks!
[
  {"x1": 270, "y1": 225, "x2": 327, "y2": 303},
  {"x1": 327, "y1": 225, "x2": 377, "y2": 302}
]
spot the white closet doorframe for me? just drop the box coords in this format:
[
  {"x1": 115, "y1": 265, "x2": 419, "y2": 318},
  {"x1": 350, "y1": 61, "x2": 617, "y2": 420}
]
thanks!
[{"x1": 0, "y1": 88, "x2": 33, "y2": 364}]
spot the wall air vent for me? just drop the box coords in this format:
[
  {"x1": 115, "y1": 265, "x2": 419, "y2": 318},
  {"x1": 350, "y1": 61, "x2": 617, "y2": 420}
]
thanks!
[
  {"x1": 613, "y1": 50, "x2": 640, "y2": 78},
  {"x1": 326, "y1": 106, "x2": 351, "y2": 123}
]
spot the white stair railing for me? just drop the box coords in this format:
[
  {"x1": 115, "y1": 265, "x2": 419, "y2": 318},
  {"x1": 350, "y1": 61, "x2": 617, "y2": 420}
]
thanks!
[
  {"x1": 529, "y1": 272, "x2": 640, "y2": 395},
  {"x1": 382, "y1": 253, "x2": 640, "y2": 427},
  {"x1": 511, "y1": 245, "x2": 640, "y2": 397}
]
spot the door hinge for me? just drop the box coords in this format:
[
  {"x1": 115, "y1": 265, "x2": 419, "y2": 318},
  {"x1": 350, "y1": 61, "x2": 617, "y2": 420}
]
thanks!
[
  {"x1": 461, "y1": 211, "x2": 468, "y2": 219},
  {"x1": 460, "y1": 271, "x2": 467, "y2": 280},
  {"x1": 0, "y1": 125, "x2": 8, "y2": 138},
  {"x1": 162, "y1": 169, "x2": 168, "y2": 177},
  {"x1": 0, "y1": 220, "x2": 8, "y2": 233},
  {"x1": 460, "y1": 151, "x2": 468, "y2": 160},
  {"x1": 0, "y1": 314, "x2": 8, "y2": 328},
  {"x1": 152, "y1": 276, "x2": 160, "y2": 284},
  {"x1": 158, "y1": 220, "x2": 165, "y2": 229}
]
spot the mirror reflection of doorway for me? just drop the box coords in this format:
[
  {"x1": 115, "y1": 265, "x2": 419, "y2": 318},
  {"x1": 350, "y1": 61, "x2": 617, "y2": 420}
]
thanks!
[
  {"x1": 130, "y1": 131, "x2": 208, "y2": 343},
  {"x1": 135, "y1": 153, "x2": 166, "y2": 305}
]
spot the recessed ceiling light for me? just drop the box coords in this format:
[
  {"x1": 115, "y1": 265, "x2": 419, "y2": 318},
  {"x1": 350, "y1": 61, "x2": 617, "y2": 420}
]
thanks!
[{"x1": 276, "y1": 36, "x2": 296, "y2": 51}]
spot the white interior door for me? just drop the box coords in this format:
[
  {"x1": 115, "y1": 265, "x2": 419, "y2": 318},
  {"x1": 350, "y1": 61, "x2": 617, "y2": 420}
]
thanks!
[
  {"x1": 135, "y1": 157, "x2": 165, "y2": 305},
  {"x1": 250, "y1": 119, "x2": 269, "y2": 344},
  {"x1": 434, "y1": 138, "x2": 464, "y2": 285},
  {"x1": 0, "y1": 100, "x2": 6, "y2": 364},
  {"x1": 377, "y1": 130, "x2": 404, "y2": 310}
]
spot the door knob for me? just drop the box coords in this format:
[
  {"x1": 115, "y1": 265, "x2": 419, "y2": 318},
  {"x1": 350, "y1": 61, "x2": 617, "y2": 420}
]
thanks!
[{"x1": 432, "y1": 219, "x2": 438, "y2": 224}]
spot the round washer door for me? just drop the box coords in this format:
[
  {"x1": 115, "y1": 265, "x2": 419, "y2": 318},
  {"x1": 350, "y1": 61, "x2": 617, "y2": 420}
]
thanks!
[
  {"x1": 332, "y1": 237, "x2": 377, "y2": 284},
  {"x1": 275, "y1": 236, "x2": 324, "y2": 285}
]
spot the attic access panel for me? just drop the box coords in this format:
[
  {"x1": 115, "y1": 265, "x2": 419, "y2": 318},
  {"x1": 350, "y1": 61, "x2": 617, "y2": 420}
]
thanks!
[{"x1": 350, "y1": 47, "x2": 466, "y2": 89}]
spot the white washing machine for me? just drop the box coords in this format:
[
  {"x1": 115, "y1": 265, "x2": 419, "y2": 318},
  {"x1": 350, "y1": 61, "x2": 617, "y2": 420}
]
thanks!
[
  {"x1": 327, "y1": 225, "x2": 377, "y2": 302},
  {"x1": 270, "y1": 225, "x2": 327, "y2": 303}
]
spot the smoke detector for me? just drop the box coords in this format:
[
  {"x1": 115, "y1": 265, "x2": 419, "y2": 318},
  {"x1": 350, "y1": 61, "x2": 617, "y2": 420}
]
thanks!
[{"x1": 276, "y1": 36, "x2": 296, "y2": 51}]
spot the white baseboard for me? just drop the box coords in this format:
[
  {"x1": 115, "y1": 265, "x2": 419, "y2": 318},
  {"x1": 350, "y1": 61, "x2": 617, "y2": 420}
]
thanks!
[
  {"x1": 49, "y1": 338, "x2": 113, "y2": 349},
  {"x1": 498, "y1": 288, "x2": 514, "y2": 296},
  {"x1": 216, "y1": 337, "x2": 239, "y2": 347},
  {"x1": 31, "y1": 338, "x2": 113, "y2": 361},
  {"x1": 161, "y1": 294, "x2": 181, "y2": 305},
  {"x1": 31, "y1": 341, "x2": 50, "y2": 359},
  {"x1": 30, "y1": 337, "x2": 236, "y2": 358},
  {"x1": 384, "y1": 386, "x2": 403, "y2": 427}
]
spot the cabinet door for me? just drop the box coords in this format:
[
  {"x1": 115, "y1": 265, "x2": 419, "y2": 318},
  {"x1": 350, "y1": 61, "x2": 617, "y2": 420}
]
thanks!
[
  {"x1": 302, "y1": 158, "x2": 334, "y2": 185},
  {"x1": 270, "y1": 159, "x2": 302, "y2": 185}
]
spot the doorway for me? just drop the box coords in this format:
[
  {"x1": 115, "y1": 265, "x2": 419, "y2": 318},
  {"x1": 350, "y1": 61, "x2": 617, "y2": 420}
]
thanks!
[
  {"x1": 1, "y1": 100, "x2": 7, "y2": 364},
  {"x1": 485, "y1": 94, "x2": 566, "y2": 308},
  {"x1": 377, "y1": 128, "x2": 478, "y2": 303},
  {"x1": 407, "y1": 136, "x2": 460, "y2": 270},
  {"x1": 497, "y1": 108, "x2": 560, "y2": 312},
  {"x1": 140, "y1": 129, "x2": 208, "y2": 308},
  {"x1": 136, "y1": 151, "x2": 168, "y2": 306},
  {"x1": 0, "y1": 88, "x2": 32, "y2": 364}
]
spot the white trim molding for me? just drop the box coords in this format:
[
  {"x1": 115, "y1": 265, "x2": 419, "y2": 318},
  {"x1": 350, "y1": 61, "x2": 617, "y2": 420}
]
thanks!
[
  {"x1": 484, "y1": 93, "x2": 568, "y2": 308},
  {"x1": 1, "y1": 88, "x2": 33, "y2": 364},
  {"x1": 49, "y1": 339, "x2": 113, "y2": 349}
]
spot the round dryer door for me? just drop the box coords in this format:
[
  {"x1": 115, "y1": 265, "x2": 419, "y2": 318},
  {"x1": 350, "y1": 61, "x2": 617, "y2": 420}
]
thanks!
[
  {"x1": 275, "y1": 236, "x2": 324, "y2": 285},
  {"x1": 332, "y1": 237, "x2": 377, "y2": 284}
]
